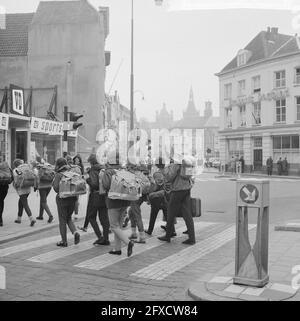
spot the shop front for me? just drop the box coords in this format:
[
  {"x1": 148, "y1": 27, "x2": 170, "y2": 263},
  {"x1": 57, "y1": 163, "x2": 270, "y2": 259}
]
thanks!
[{"x1": 30, "y1": 117, "x2": 63, "y2": 165}]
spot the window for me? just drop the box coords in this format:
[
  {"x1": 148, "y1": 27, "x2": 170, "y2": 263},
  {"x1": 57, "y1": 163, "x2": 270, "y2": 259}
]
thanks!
[
  {"x1": 273, "y1": 135, "x2": 299, "y2": 149},
  {"x1": 238, "y1": 80, "x2": 246, "y2": 96},
  {"x1": 275, "y1": 99, "x2": 286, "y2": 123},
  {"x1": 239, "y1": 105, "x2": 246, "y2": 127},
  {"x1": 253, "y1": 102, "x2": 261, "y2": 125},
  {"x1": 252, "y1": 76, "x2": 261, "y2": 93},
  {"x1": 253, "y1": 137, "x2": 262, "y2": 148},
  {"x1": 224, "y1": 83, "x2": 232, "y2": 100},
  {"x1": 237, "y1": 53, "x2": 246, "y2": 66},
  {"x1": 296, "y1": 97, "x2": 300, "y2": 121},
  {"x1": 225, "y1": 108, "x2": 232, "y2": 128},
  {"x1": 295, "y1": 68, "x2": 300, "y2": 84},
  {"x1": 275, "y1": 70, "x2": 286, "y2": 88}
]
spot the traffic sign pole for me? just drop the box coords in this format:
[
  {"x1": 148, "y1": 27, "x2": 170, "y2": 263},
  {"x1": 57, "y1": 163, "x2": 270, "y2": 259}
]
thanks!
[{"x1": 63, "y1": 106, "x2": 68, "y2": 154}]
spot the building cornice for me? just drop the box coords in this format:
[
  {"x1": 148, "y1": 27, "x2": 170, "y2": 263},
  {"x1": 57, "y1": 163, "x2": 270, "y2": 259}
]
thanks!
[{"x1": 215, "y1": 51, "x2": 300, "y2": 78}]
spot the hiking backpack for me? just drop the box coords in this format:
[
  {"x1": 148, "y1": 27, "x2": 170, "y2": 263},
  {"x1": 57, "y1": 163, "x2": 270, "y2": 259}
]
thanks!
[
  {"x1": 59, "y1": 171, "x2": 87, "y2": 199},
  {"x1": 134, "y1": 171, "x2": 151, "y2": 195},
  {"x1": 14, "y1": 164, "x2": 36, "y2": 188},
  {"x1": 38, "y1": 164, "x2": 55, "y2": 184},
  {"x1": 180, "y1": 156, "x2": 197, "y2": 179},
  {"x1": 0, "y1": 162, "x2": 13, "y2": 185},
  {"x1": 108, "y1": 170, "x2": 141, "y2": 201}
]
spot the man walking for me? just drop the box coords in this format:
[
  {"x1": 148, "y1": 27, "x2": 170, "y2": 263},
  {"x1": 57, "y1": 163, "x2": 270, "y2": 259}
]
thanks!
[{"x1": 277, "y1": 157, "x2": 283, "y2": 176}]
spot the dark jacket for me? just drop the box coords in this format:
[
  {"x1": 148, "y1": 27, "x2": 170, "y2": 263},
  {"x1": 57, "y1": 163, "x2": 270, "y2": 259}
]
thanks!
[
  {"x1": 163, "y1": 164, "x2": 193, "y2": 192},
  {"x1": 102, "y1": 167, "x2": 130, "y2": 210},
  {"x1": 86, "y1": 164, "x2": 105, "y2": 192}
]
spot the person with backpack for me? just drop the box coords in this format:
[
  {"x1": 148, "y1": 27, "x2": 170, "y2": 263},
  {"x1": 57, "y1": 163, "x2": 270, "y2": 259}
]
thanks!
[
  {"x1": 34, "y1": 160, "x2": 55, "y2": 223},
  {"x1": 85, "y1": 154, "x2": 110, "y2": 246},
  {"x1": 0, "y1": 161, "x2": 13, "y2": 227},
  {"x1": 158, "y1": 156, "x2": 196, "y2": 245},
  {"x1": 127, "y1": 163, "x2": 150, "y2": 244},
  {"x1": 52, "y1": 158, "x2": 81, "y2": 247},
  {"x1": 102, "y1": 159, "x2": 134, "y2": 257},
  {"x1": 13, "y1": 159, "x2": 36, "y2": 227}
]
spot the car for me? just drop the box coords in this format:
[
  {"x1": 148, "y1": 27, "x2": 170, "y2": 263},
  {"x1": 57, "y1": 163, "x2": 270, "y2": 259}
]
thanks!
[{"x1": 212, "y1": 159, "x2": 221, "y2": 168}]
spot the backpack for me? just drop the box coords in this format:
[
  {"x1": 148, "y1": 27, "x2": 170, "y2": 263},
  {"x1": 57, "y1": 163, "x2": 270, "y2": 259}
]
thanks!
[
  {"x1": 135, "y1": 171, "x2": 151, "y2": 195},
  {"x1": 108, "y1": 170, "x2": 141, "y2": 201},
  {"x1": 0, "y1": 162, "x2": 13, "y2": 185},
  {"x1": 180, "y1": 156, "x2": 197, "y2": 179},
  {"x1": 153, "y1": 171, "x2": 165, "y2": 186},
  {"x1": 70, "y1": 165, "x2": 82, "y2": 175},
  {"x1": 38, "y1": 164, "x2": 55, "y2": 183},
  {"x1": 14, "y1": 164, "x2": 35, "y2": 188},
  {"x1": 59, "y1": 171, "x2": 87, "y2": 199}
]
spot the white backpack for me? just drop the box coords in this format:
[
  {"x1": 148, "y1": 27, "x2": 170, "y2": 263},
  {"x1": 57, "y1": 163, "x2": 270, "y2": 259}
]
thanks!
[{"x1": 108, "y1": 170, "x2": 141, "y2": 201}]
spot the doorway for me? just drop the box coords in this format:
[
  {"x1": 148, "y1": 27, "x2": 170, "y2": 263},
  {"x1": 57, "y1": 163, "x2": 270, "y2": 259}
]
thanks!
[{"x1": 253, "y1": 149, "x2": 262, "y2": 170}]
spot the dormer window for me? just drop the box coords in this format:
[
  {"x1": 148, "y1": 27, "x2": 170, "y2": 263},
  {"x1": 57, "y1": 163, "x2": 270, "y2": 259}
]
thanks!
[{"x1": 237, "y1": 49, "x2": 251, "y2": 67}]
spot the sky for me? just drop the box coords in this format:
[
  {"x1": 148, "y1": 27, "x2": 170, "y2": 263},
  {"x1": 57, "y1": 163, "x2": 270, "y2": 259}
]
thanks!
[{"x1": 0, "y1": 0, "x2": 299, "y2": 121}]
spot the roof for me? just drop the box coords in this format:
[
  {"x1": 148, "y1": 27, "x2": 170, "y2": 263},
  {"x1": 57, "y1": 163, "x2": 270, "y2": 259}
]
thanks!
[
  {"x1": 174, "y1": 116, "x2": 206, "y2": 129},
  {"x1": 204, "y1": 116, "x2": 220, "y2": 128},
  {"x1": 0, "y1": 13, "x2": 34, "y2": 56},
  {"x1": 219, "y1": 29, "x2": 300, "y2": 75},
  {"x1": 31, "y1": 0, "x2": 99, "y2": 25}
]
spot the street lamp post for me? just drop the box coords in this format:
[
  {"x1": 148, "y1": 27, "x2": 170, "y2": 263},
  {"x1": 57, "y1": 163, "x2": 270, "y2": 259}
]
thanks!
[{"x1": 130, "y1": 0, "x2": 163, "y2": 131}]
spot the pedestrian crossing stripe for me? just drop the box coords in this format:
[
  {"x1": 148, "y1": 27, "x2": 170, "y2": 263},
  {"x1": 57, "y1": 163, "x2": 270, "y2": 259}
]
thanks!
[
  {"x1": 0, "y1": 229, "x2": 94, "y2": 258},
  {"x1": 131, "y1": 224, "x2": 256, "y2": 281},
  {"x1": 26, "y1": 219, "x2": 164, "y2": 264},
  {"x1": 195, "y1": 178, "x2": 300, "y2": 183},
  {"x1": 74, "y1": 222, "x2": 216, "y2": 271}
]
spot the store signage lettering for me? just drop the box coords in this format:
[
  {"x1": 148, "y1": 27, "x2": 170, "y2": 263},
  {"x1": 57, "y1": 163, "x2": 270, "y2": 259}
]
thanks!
[
  {"x1": 228, "y1": 88, "x2": 290, "y2": 106},
  {"x1": 31, "y1": 117, "x2": 63, "y2": 136},
  {"x1": 0, "y1": 113, "x2": 9, "y2": 130}
]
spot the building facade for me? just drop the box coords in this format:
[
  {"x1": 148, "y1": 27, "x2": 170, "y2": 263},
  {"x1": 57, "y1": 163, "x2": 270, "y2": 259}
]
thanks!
[
  {"x1": 217, "y1": 27, "x2": 300, "y2": 174},
  {"x1": 0, "y1": 0, "x2": 109, "y2": 165}
]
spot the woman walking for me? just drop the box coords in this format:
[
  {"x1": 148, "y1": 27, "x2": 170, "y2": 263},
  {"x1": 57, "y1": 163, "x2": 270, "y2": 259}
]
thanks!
[
  {"x1": 13, "y1": 159, "x2": 36, "y2": 227},
  {"x1": 52, "y1": 158, "x2": 80, "y2": 247}
]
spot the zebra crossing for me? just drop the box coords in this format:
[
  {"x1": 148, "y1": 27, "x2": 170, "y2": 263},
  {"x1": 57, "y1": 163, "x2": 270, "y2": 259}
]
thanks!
[
  {"x1": 0, "y1": 221, "x2": 257, "y2": 281},
  {"x1": 195, "y1": 177, "x2": 300, "y2": 183}
]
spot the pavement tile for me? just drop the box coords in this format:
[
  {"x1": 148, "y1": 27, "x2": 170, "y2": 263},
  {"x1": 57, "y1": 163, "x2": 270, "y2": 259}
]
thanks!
[
  {"x1": 224, "y1": 284, "x2": 246, "y2": 294},
  {"x1": 209, "y1": 276, "x2": 233, "y2": 284},
  {"x1": 270, "y1": 283, "x2": 298, "y2": 294},
  {"x1": 261, "y1": 289, "x2": 294, "y2": 301},
  {"x1": 242, "y1": 287, "x2": 265, "y2": 296},
  {"x1": 207, "y1": 282, "x2": 230, "y2": 291},
  {"x1": 238, "y1": 293, "x2": 267, "y2": 301}
]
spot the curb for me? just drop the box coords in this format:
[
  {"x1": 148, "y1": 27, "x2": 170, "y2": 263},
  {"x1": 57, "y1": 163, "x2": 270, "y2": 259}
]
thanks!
[
  {"x1": 0, "y1": 218, "x2": 84, "y2": 245},
  {"x1": 275, "y1": 225, "x2": 300, "y2": 232}
]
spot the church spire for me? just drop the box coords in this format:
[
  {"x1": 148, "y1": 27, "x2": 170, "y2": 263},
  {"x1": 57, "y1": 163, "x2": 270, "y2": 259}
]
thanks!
[
  {"x1": 189, "y1": 86, "x2": 194, "y2": 102},
  {"x1": 185, "y1": 85, "x2": 199, "y2": 117}
]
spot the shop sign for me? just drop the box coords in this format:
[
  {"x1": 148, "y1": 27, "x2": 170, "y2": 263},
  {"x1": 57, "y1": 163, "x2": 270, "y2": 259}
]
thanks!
[
  {"x1": 228, "y1": 88, "x2": 290, "y2": 106},
  {"x1": 0, "y1": 113, "x2": 9, "y2": 130},
  {"x1": 11, "y1": 88, "x2": 24, "y2": 115},
  {"x1": 30, "y1": 117, "x2": 63, "y2": 136}
]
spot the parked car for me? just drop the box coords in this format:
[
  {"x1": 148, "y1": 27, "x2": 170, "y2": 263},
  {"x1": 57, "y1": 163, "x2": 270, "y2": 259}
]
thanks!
[{"x1": 212, "y1": 159, "x2": 221, "y2": 168}]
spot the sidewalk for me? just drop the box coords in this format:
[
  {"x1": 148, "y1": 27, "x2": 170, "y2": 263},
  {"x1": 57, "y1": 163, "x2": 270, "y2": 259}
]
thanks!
[
  {"x1": 212, "y1": 171, "x2": 300, "y2": 180},
  {"x1": 0, "y1": 186, "x2": 88, "y2": 244},
  {"x1": 188, "y1": 223, "x2": 300, "y2": 301}
]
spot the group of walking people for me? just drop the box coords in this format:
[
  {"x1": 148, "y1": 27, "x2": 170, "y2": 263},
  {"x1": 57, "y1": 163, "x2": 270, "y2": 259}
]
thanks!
[
  {"x1": 266, "y1": 156, "x2": 289, "y2": 176},
  {"x1": 0, "y1": 153, "x2": 197, "y2": 259}
]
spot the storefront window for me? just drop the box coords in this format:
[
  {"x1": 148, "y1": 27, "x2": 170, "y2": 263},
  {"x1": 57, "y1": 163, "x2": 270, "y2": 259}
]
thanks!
[
  {"x1": 31, "y1": 133, "x2": 61, "y2": 165},
  {"x1": 0, "y1": 130, "x2": 8, "y2": 162}
]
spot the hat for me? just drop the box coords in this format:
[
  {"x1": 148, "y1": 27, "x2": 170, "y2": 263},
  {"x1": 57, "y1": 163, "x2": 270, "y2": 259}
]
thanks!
[{"x1": 13, "y1": 159, "x2": 24, "y2": 168}]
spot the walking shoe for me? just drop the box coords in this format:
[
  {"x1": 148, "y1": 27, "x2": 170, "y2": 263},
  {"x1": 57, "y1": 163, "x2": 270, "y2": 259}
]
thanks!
[
  {"x1": 98, "y1": 240, "x2": 110, "y2": 246},
  {"x1": 133, "y1": 239, "x2": 146, "y2": 244},
  {"x1": 48, "y1": 217, "x2": 54, "y2": 224},
  {"x1": 93, "y1": 238, "x2": 104, "y2": 246},
  {"x1": 183, "y1": 230, "x2": 188, "y2": 235},
  {"x1": 109, "y1": 250, "x2": 122, "y2": 256},
  {"x1": 57, "y1": 241, "x2": 68, "y2": 247},
  {"x1": 158, "y1": 236, "x2": 171, "y2": 243},
  {"x1": 30, "y1": 220, "x2": 36, "y2": 227},
  {"x1": 122, "y1": 216, "x2": 130, "y2": 228},
  {"x1": 171, "y1": 232, "x2": 177, "y2": 238},
  {"x1": 129, "y1": 234, "x2": 138, "y2": 240},
  {"x1": 182, "y1": 239, "x2": 196, "y2": 245},
  {"x1": 161, "y1": 225, "x2": 167, "y2": 231},
  {"x1": 74, "y1": 232, "x2": 81, "y2": 245},
  {"x1": 127, "y1": 241, "x2": 134, "y2": 257},
  {"x1": 14, "y1": 220, "x2": 21, "y2": 224},
  {"x1": 36, "y1": 216, "x2": 44, "y2": 221},
  {"x1": 145, "y1": 230, "x2": 152, "y2": 236},
  {"x1": 78, "y1": 226, "x2": 87, "y2": 232}
]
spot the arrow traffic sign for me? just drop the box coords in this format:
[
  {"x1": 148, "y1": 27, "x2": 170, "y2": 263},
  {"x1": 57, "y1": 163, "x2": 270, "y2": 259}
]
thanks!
[{"x1": 240, "y1": 184, "x2": 259, "y2": 204}]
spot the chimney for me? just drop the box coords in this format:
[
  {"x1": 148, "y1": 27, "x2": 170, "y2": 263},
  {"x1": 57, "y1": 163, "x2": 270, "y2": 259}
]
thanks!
[
  {"x1": 271, "y1": 27, "x2": 278, "y2": 34},
  {"x1": 99, "y1": 7, "x2": 109, "y2": 39}
]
